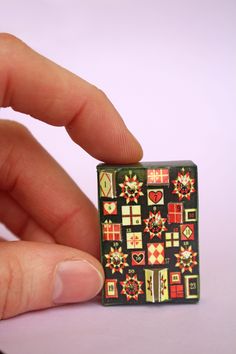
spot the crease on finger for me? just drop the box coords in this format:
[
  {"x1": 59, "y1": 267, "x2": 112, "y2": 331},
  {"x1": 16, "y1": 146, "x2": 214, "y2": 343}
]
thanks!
[{"x1": 0, "y1": 191, "x2": 55, "y2": 244}]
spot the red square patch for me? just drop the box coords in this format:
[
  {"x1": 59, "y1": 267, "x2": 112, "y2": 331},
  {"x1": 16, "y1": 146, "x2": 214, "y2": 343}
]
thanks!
[
  {"x1": 170, "y1": 285, "x2": 184, "y2": 298},
  {"x1": 102, "y1": 221, "x2": 121, "y2": 241},
  {"x1": 168, "y1": 203, "x2": 183, "y2": 223},
  {"x1": 147, "y1": 168, "x2": 169, "y2": 185}
]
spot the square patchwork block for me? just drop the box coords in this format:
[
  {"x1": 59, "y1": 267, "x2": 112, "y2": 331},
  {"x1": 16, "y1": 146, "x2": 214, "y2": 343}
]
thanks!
[
  {"x1": 170, "y1": 285, "x2": 184, "y2": 298},
  {"x1": 102, "y1": 220, "x2": 122, "y2": 241},
  {"x1": 185, "y1": 208, "x2": 197, "y2": 222},
  {"x1": 147, "y1": 188, "x2": 164, "y2": 205},
  {"x1": 97, "y1": 160, "x2": 199, "y2": 305},
  {"x1": 126, "y1": 232, "x2": 143, "y2": 249},
  {"x1": 103, "y1": 201, "x2": 118, "y2": 215},
  {"x1": 165, "y1": 232, "x2": 180, "y2": 248},
  {"x1": 147, "y1": 168, "x2": 169, "y2": 185},
  {"x1": 105, "y1": 279, "x2": 118, "y2": 298},
  {"x1": 168, "y1": 203, "x2": 183, "y2": 223},
  {"x1": 180, "y1": 224, "x2": 195, "y2": 240},
  {"x1": 147, "y1": 243, "x2": 165, "y2": 265},
  {"x1": 99, "y1": 170, "x2": 116, "y2": 198},
  {"x1": 121, "y1": 205, "x2": 142, "y2": 225},
  {"x1": 131, "y1": 251, "x2": 145, "y2": 266},
  {"x1": 170, "y1": 272, "x2": 181, "y2": 284}
]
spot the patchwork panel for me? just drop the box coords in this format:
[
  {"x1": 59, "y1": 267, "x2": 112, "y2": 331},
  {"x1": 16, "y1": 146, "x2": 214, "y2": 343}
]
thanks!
[{"x1": 97, "y1": 161, "x2": 199, "y2": 305}]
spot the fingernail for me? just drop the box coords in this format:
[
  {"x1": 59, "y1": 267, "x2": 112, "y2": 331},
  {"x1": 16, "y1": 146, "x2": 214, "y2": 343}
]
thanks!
[{"x1": 53, "y1": 260, "x2": 104, "y2": 304}]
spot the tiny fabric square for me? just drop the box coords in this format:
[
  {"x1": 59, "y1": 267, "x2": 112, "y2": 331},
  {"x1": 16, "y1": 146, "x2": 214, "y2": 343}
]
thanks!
[
  {"x1": 131, "y1": 251, "x2": 145, "y2": 265},
  {"x1": 181, "y1": 224, "x2": 194, "y2": 240},
  {"x1": 121, "y1": 205, "x2": 141, "y2": 225},
  {"x1": 147, "y1": 169, "x2": 169, "y2": 185},
  {"x1": 147, "y1": 189, "x2": 164, "y2": 205},
  {"x1": 105, "y1": 279, "x2": 118, "y2": 298},
  {"x1": 185, "y1": 208, "x2": 197, "y2": 222},
  {"x1": 99, "y1": 171, "x2": 116, "y2": 198},
  {"x1": 170, "y1": 285, "x2": 184, "y2": 298},
  {"x1": 103, "y1": 201, "x2": 117, "y2": 215},
  {"x1": 165, "y1": 232, "x2": 179, "y2": 247},
  {"x1": 170, "y1": 272, "x2": 181, "y2": 284},
  {"x1": 184, "y1": 275, "x2": 199, "y2": 299},
  {"x1": 102, "y1": 221, "x2": 121, "y2": 241},
  {"x1": 148, "y1": 243, "x2": 165, "y2": 265},
  {"x1": 127, "y1": 232, "x2": 143, "y2": 249},
  {"x1": 168, "y1": 203, "x2": 183, "y2": 223}
]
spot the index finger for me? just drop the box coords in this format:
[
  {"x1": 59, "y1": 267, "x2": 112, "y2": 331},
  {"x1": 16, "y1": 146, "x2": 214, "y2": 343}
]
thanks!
[{"x1": 0, "y1": 33, "x2": 143, "y2": 163}]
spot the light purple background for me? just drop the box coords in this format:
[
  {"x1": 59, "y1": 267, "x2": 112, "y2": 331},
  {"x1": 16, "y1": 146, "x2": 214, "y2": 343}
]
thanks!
[{"x1": 0, "y1": 1, "x2": 235, "y2": 353}]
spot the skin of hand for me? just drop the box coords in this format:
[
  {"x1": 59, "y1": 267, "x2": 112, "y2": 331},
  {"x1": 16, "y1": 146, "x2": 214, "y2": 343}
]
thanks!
[{"x1": 0, "y1": 33, "x2": 143, "y2": 319}]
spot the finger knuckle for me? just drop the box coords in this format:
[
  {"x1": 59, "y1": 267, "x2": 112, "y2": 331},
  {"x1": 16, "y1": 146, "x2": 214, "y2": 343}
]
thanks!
[
  {"x1": 96, "y1": 87, "x2": 109, "y2": 102},
  {"x1": 0, "y1": 34, "x2": 26, "y2": 107},
  {"x1": 0, "y1": 252, "x2": 24, "y2": 319},
  {"x1": 0, "y1": 121, "x2": 32, "y2": 148},
  {"x1": 0, "y1": 121, "x2": 32, "y2": 191},
  {"x1": 0, "y1": 33, "x2": 24, "y2": 57}
]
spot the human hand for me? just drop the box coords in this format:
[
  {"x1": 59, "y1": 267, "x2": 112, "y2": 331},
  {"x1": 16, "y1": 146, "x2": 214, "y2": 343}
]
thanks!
[{"x1": 0, "y1": 33, "x2": 142, "y2": 319}]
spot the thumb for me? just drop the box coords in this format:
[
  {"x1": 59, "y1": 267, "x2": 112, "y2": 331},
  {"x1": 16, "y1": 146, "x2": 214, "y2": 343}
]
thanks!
[{"x1": 0, "y1": 241, "x2": 104, "y2": 319}]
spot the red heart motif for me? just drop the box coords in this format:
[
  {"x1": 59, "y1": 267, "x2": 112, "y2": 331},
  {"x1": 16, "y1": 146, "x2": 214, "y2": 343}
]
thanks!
[
  {"x1": 133, "y1": 253, "x2": 144, "y2": 264},
  {"x1": 149, "y1": 190, "x2": 162, "y2": 204}
]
